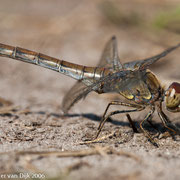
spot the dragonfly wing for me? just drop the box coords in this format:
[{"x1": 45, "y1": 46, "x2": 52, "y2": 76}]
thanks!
[
  {"x1": 75, "y1": 71, "x2": 130, "y2": 97},
  {"x1": 61, "y1": 36, "x2": 123, "y2": 113},
  {"x1": 123, "y1": 43, "x2": 180, "y2": 70},
  {"x1": 61, "y1": 81, "x2": 90, "y2": 114},
  {"x1": 76, "y1": 70, "x2": 152, "y2": 102},
  {"x1": 98, "y1": 36, "x2": 123, "y2": 70}
]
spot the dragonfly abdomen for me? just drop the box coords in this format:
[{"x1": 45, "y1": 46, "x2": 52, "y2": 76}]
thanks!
[
  {"x1": 0, "y1": 43, "x2": 61, "y2": 71},
  {"x1": 0, "y1": 43, "x2": 110, "y2": 82}
]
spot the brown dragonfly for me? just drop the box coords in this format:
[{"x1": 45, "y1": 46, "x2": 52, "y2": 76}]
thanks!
[{"x1": 0, "y1": 36, "x2": 180, "y2": 146}]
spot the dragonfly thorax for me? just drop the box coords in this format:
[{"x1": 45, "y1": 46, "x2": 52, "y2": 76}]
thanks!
[{"x1": 119, "y1": 70, "x2": 162, "y2": 105}]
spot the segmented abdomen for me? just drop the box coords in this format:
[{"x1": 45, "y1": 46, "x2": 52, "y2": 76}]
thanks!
[{"x1": 0, "y1": 43, "x2": 110, "y2": 82}]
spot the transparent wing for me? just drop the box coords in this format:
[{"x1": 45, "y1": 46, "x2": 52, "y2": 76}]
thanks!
[
  {"x1": 61, "y1": 81, "x2": 90, "y2": 114},
  {"x1": 61, "y1": 36, "x2": 122, "y2": 113},
  {"x1": 98, "y1": 36, "x2": 123, "y2": 70},
  {"x1": 123, "y1": 43, "x2": 180, "y2": 70},
  {"x1": 61, "y1": 74, "x2": 113, "y2": 114},
  {"x1": 70, "y1": 70, "x2": 145, "y2": 101}
]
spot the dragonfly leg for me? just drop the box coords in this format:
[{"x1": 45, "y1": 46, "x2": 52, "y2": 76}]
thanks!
[
  {"x1": 157, "y1": 102, "x2": 180, "y2": 135},
  {"x1": 126, "y1": 113, "x2": 160, "y2": 134},
  {"x1": 95, "y1": 104, "x2": 144, "y2": 139},
  {"x1": 158, "y1": 110, "x2": 180, "y2": 135},
  {"x1": 98, "y1": 101, "x2": 143, "y2": 130},
  {"x1": 139, "y1": 106, "x2": 158, "y2": 147},
  {"x1": 126, "y1": 114, "x2": 139, "y2": 133}
]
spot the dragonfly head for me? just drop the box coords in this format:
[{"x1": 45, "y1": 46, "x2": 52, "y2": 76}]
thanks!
[{"x1": 165, "y1": 82, "x2": 180, "y2": 112}]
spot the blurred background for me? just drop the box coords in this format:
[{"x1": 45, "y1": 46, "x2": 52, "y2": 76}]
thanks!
[
  {"x1": 0, "y1": 1, "x2": 180, "y2": 179},
  {"x1": 0, "y1": 0, "x2": 180, "y2": 112}
]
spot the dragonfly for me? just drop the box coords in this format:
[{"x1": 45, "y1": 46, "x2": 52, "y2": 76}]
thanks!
[{"x1": 0, "y1": 36, "x2": 180, "y2": 146}]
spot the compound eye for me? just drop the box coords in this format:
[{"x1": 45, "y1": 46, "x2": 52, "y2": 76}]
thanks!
[
  {"x1": 169, "y1": 82, "x2": 180, "y2": 94},
  {"x1": 169, "y1": 88, "x2": 176, "y2": 98},
  {"x1": 166, "y1": 82, "x2": 180, "y2": 112}
]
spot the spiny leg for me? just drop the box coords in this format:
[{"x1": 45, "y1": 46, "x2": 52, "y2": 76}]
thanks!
[
  {"x1": 98, "y1": 101, "x2": 143, "y2": 130},
  {"x1": 146, "y1": 117, "x2": 160, "y2": 135},
  {"x1": 139, "y1": 106, "x2": 159, "y2": 147},
  {"x1": 157, "y1": 103, "x2": 180, "y2": 135},
  {"x1": 95, "y1": 105, "x2": 144, "y2": 139},
  {"x1": 158, "y1": 111, "x2": 180, "y2": 135},
  {"x1": 126, "y1": 114, "x2": 160, "y2": 134},
  {"x1": 158, "y1": 111, "x2": 179, "y2": 140},
  {"x1": 126, "y1": 114, "x2": 139, "y2": 133}
]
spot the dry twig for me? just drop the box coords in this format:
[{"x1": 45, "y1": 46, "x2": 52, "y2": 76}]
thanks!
[
  {"x1": 0, "y1": 145, "x2": 140, "y2": 162},
  {"x1": 79, "y1": 131, "x2": 116, "y2": 145}
]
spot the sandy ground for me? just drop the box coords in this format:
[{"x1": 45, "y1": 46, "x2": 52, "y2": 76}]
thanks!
[{"x1": 0, "y1": 0, "x2": 180, "y2": 179}]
